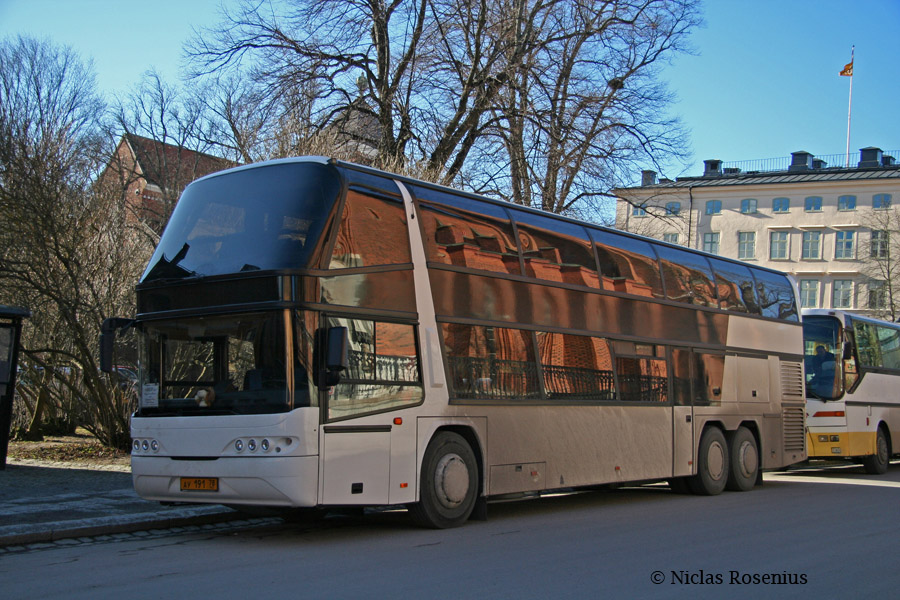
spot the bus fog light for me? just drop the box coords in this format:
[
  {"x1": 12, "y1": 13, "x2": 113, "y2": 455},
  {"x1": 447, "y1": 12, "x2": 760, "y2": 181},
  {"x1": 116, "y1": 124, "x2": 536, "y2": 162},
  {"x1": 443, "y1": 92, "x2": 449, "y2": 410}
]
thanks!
[
  {"x1": 261, "y1": 439, "x2": 270, "y2": 452},
  {"x1": 818, "y1": 435, "x2": 828, "y2": 442},
  {"x1": 830, "y1": 435, "x2": 840, "y2": 442},
  {"x1": 248, "y1": 439, "x2": 257, "y2": 452},
  {"x1": 150, "y1": 440, "x2": 159, "y2": 452},
  {"x1": 142, "y1": 440, "x2": 150, "y2": 451},
  {"x1": 133, "y1": 439, "x2": 140, "y2": 451},
  {"x1": 831, "y1": 447, "x2": 842, "y2": 454},
  {"x1": 235, "y1": 440, "x2": 243, "y2": 452}
]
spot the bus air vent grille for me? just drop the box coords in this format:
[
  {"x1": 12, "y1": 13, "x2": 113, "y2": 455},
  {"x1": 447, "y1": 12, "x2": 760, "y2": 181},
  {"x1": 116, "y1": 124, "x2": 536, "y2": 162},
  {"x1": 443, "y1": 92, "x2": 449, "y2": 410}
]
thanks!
[
  {"x1": 782, "y1": 406, "x2": 806, "y2": 452},
  {"x1": 779, "y1": 361, "x2": 804, "y2": 399}
]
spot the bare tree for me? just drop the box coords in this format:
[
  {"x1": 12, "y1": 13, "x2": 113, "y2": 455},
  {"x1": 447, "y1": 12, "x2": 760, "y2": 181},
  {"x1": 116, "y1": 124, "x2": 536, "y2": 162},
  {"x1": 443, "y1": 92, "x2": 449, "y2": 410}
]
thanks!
[
  {"x1": 859, "y1": 208, "x2": 900, "y2": 321},
  {"x1": 0, "y1": 36, "x2": 148, "y2": 448},
  {"x1": 187, "y1": 0, "x2": 698, "y2": 217}
]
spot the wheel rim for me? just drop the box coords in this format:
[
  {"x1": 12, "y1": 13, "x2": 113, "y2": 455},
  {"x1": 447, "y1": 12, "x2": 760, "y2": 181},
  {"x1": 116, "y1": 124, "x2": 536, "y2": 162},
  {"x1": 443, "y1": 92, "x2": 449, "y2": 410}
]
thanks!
[
  {"x1": 707, "y1": 440, "x2": 726, "y2": 481},
  {"x1": 434, "y1": 453, "x2": 470, "y2": 509},
  {"x1": 737, "y1": 440, "x2": 758, "y2": 479}
]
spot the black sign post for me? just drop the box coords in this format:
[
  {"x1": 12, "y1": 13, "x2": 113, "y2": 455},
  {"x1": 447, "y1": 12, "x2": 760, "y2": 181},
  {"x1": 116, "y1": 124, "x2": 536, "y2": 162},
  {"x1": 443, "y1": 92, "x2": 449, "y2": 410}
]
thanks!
[{"x1": 0, "y1": 305, "x2": 30, "y2": 470}]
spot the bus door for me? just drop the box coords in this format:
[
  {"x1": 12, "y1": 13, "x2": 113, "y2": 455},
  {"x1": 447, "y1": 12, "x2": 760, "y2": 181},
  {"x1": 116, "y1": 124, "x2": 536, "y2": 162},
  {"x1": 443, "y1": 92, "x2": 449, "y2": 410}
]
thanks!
[
  {"x1": 671, "y1": 348, "x2": 695, "y2": 477},
  {"x1": 319, "y1": 315, "x2": 423, "y2": 505},
  {"x1": 671, "y1": 348, "x2": 726, "y2": 477}
]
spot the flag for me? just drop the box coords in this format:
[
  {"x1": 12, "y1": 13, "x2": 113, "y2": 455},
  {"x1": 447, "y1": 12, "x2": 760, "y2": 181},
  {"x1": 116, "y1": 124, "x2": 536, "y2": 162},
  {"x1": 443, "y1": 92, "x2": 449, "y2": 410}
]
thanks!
[{"x1": 840, "y1": 60, "x2": 853, "y2": 77}]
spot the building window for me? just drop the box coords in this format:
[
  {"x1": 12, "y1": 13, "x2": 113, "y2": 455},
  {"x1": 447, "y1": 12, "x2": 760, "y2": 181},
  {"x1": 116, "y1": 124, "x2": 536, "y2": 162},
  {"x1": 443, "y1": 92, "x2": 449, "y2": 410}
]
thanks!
[
  {"x1": 705, "y1": 200, "x2": 722, "y2": 215},
  {"x1": 703, "y1": 232, "x2": 720, "y2": 255},
  {"x1": 868, "y1": 281, "x2": 887, "y2": 310},
  {"x1": 873, "y1": 194, "x2": 892, "y2": 209},
  {"x1": 632, "y1": 205, "x2": 647, "y2": 217},
  {"x1": 838, "y1": 195, "x2": 857, "y2": 211},
  {"x1": 772, "y1": 197, "x2": 790, "y2": 213},
  {"x1": 805, "y1": 196, "x2": 823, "y2": 212},
  {"x1": 737, "y1": 232, "x2": 756, "y2": 259},
  {"x1": 801, "y1": 231, "x2": 821, "y2": 259},
  {"x1": 740, "y1": 198, "x2": 757, "y2": 214},
  {"x1": 663, "y1": 233, "x2": 679, "y2": 244},
  {"x1": 665, "y1": 202, "x2": 681, "y2": 216},
  {"x1": 871, "y1": 230, "x2": 889, "y2": 259},
  {"x1": 832, "y1": 280, "x2": 853, "y2": 309},
  {"x1": 769, "y1": 231, "x2": 789, "y2": 259},
  {"x1": 799, "y1": 280, "x2": 819, "y2": 308},
  {"x1": 834, "y1": 230, "x2": 855, "y2": 259}
]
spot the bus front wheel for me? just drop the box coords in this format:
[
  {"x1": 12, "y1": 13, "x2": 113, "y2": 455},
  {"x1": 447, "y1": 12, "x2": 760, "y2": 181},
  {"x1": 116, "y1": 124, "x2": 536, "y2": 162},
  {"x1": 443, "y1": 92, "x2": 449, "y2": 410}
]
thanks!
[
  {"x1": 408, "y1": 431, "x2": 479, "y2": 529},
  {"x1": 862, "y1": 427, "x2": 890, "y2": 475},
  {"x1": 725, "y1": 426, "x2": 759, "y2": 492},
  {"x1": 689, "y1": 427, "x2": 729, "y2": 495}
]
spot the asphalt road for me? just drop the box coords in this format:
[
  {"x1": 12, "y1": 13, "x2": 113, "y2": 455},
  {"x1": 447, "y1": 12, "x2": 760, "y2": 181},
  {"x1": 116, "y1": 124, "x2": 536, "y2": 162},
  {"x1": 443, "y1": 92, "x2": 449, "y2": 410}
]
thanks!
[{"x1": 2, "y1": 462, "x2": 898, "y2": 599}]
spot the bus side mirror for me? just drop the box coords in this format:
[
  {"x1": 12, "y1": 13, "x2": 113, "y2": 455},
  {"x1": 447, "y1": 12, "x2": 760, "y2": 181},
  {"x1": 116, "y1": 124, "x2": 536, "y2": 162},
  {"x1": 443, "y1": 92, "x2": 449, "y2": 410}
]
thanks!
[
  {"x1": 100, "y1": 318, "x2": 134, "y2": 373},
  {"x1": 321, "y1": 326, "x2": 349, "y2": 387}
]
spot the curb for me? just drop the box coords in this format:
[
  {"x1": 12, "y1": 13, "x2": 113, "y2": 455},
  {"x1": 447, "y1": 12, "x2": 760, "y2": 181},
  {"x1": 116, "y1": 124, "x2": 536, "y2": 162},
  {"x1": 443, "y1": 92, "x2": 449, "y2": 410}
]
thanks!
[{"x1": 0, "y1": 506, "x2": 242, "y2": 547}]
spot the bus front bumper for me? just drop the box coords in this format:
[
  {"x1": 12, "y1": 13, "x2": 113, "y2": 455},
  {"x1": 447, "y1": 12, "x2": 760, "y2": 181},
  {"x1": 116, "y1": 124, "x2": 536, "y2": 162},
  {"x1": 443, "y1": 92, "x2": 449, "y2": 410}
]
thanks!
[
  {"x1": 132, "y1": 454, "x2": 319, "y2": 507},
  {"x1": 806, "y1": 430, "x2": 875, "y2": 459}
]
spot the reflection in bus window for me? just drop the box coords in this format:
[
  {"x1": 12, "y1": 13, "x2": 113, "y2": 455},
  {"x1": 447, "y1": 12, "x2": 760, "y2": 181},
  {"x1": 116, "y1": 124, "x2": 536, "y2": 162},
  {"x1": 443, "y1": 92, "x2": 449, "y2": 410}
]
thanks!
[
  {"x1": 592, "y1": 230, "x2": 664, "y2": 298},
  {"x1": 656, "y1": 246, "x2": 718, "y2": 307},
  {"x1": 511, "y1": 212, "x2": 599, "y2": 288},
  {"x1": 331, "y1": 190, "x2": 411, "y2": 269},
  {"x1": 325, "y1": 317, "x2": 422, "y2": 420},
  {"x1": 419, "y1": 197, "x2": 521, "y2": 275},
  {"x1": 536, "y1": 332, "x2": 614, "y2": 400},
  {"x1": 754, "y1": 270, "x2": 799, "y2": 321},
  {"x1": 442, "y1": 323, "x2": 540, "y2": 400},
  {"x1": 615, "y1": 355, "x2": 668, "y2": 402},
  {"x1": 709, "y1": 259, "x2": 760, "y2": 314}
]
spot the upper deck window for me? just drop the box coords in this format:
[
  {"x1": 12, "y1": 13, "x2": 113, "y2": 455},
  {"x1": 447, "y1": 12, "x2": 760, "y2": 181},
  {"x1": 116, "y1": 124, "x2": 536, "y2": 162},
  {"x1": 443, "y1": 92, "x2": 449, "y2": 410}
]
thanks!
[
  {"x1": 655, "y1": 246, "x2": 718, "y2": 308},
  {"x1": 416, "y1": 188, "x2": 521, "y2": 276},
  {"x1": 592, "y1": 230, "x2": 664, "y2": 299},
  {"x1": 510, "y1": 211, "x2": 598, "y2": 287},
  {"x1": 143, "y1": 162, "x2": 341, "y2": 282},
  {"x1": 330, "y1": 188, "x2": 411, "y2": 269}
]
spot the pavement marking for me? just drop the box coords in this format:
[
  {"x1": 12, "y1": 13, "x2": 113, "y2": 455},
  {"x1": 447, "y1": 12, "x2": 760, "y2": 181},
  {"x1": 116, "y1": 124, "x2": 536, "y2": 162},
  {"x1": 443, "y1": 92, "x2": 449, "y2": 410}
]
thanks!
[{"x1": 765, "y1": 473, "x2": 900, "y2": 489}]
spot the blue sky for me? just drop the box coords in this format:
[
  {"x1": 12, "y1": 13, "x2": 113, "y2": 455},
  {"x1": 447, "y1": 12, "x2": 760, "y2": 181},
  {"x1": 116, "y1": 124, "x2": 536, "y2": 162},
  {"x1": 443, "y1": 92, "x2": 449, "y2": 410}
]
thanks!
[{"x1": 2, "y1": 0, "x2": 898, "y2": 182}]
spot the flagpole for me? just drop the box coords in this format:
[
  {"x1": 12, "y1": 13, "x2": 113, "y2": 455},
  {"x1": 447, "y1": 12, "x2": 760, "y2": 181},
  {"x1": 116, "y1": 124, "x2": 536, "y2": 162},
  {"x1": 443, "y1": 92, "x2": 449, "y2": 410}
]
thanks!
[{"x1": 844, "y1": 46, "x2": 854, "y2": 168}]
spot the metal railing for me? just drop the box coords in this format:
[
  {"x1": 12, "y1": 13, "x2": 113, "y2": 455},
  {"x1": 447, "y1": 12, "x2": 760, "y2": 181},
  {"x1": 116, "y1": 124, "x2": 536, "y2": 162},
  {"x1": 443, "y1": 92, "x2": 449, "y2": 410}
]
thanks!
[{"x1": 720, "y1": 150, "x2": 899, "y2": 175}]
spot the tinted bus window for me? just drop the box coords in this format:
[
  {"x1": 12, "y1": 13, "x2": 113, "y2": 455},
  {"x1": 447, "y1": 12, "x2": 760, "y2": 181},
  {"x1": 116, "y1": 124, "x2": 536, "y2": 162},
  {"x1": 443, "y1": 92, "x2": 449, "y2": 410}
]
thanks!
[
  {"x1": 144, "y1": 162, "x2": 341, "y2": 282},
  {"x1": 612, "y1": 342, "x2": 668, "y2": 403},
  {"x1": 591, "y1": 230, "x2": 664, "y2": 298},
  {"x1": 655, "y1": 246, "x2": 718, "y2": 307},
  {"x1": 754, "y1": 270, "x2": 799, "y2": 321},
  {"x1": 416, "y1": 189, "x2": 521, "y2": 276},
  {"x1": 442, "y1": 323, "x2": 540, "y2": 400},
  {"x1": 511, "y1": 212, "x2": 599, "y2": 287},
  {"x1": 330, "y1": 189, "x2": 411, "y2": 269},
  {"x1": 536, "y1": 331, "x2": 614, "y2": 400},
  {"x1": 709, "y1": 258, "x2": 760, "y2": 314}
]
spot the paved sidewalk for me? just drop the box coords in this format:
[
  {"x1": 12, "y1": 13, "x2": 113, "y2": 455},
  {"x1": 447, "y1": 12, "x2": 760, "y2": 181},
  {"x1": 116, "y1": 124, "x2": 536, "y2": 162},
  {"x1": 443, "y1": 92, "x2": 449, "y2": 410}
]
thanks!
[{"x1": 0, "y1": 459, "x2": 239, "y2": 546}]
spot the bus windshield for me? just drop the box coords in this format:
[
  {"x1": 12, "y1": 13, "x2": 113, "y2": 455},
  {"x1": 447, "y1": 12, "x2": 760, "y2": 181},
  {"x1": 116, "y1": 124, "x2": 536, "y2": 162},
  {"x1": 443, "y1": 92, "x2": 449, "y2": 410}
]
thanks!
[
  {"x1": 137, "y1": 311, "x2": 316, "y2": 416},
  {"x1": 142, "y1": 161, "x2": 341, "y2": 282},
  {"x1": 802, "y1": 315, "x2": 842, "y2": 400}
]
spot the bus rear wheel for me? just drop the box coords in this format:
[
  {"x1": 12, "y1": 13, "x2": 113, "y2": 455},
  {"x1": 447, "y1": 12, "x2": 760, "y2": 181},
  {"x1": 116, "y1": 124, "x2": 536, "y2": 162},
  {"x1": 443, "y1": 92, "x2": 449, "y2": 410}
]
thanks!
[
  {"x1": 725, "y1": 426, "x2": 759, "y2": 492},
  {"x1": 408, "y1": 431, "x2": 479, "y2": 529},
  {"x1": 862, "y1": 427, "x2": 890, "y2": 475},
  {"x1": 689, "y1": 427, "x2": 729, "y2": 495}
]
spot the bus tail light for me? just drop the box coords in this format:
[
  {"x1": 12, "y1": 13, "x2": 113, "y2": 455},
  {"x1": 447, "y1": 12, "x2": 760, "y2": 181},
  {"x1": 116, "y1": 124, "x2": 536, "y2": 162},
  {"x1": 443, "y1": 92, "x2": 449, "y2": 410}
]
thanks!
[{"x1": 812, "y1": 411, "x2": 845, "y2": 418}]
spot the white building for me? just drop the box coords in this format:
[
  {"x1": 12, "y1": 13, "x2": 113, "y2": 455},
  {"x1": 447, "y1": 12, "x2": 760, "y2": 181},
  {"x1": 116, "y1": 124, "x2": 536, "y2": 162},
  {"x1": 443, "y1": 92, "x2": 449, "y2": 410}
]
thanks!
[{"x1": 615, "y1": 146, "x2": 900, "y2": 316}]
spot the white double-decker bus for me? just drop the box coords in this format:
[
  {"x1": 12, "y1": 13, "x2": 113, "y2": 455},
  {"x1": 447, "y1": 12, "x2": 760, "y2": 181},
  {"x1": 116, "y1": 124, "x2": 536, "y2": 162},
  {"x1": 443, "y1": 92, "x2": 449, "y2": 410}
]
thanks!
[
  {"x1": 803, "y1": 309, "x2": 899, "y2": 473},
  {"x1": 102, "y1": 157, "x2": 806, "y2": 528}
]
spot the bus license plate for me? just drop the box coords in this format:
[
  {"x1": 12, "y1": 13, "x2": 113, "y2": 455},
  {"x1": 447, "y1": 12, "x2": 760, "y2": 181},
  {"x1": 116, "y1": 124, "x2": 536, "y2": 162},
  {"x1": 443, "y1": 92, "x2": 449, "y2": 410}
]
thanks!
[{"x1": 180, "y1": 477, "x2": 219, "y2": 492}]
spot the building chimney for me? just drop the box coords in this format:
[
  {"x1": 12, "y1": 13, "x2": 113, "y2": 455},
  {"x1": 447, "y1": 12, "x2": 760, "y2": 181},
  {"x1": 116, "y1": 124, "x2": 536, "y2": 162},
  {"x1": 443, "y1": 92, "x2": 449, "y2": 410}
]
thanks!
[
  {"x1": 641, "y1": 170, "x2": 657, "y2": 186},
  {"x1": 703, "y1": 159, "x2": 722, "y2": 177},
  {"x1": 883, "y1": 155, "x2": 896, "y2": 167},
  {"x1": 812, "y1": 158, "x2": 827, "y2": 169},
  {"x1": 789, "y1": 151, "x2": 813, "y2": 172},
  {"x1": 858, "y1": 147, "x2": 883, "y2": 168}
]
